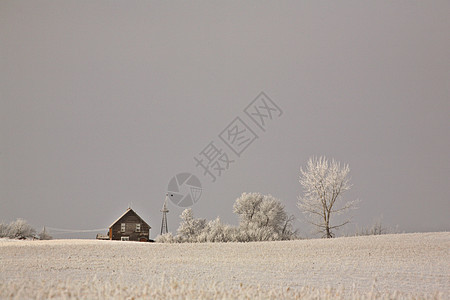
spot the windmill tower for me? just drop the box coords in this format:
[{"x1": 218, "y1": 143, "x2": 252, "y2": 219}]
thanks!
[{"x1": 160, "y1": 194, "x2": 169, "y2": 235}]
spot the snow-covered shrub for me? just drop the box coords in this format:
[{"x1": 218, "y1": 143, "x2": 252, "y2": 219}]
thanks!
[
  {"x1": 235, "y1": 221, "x2": 285, "y2": 242},
  {"x1": 357, "y1": 221, "x2": 389, "y2": 236},
  {"x1": 0, "y1": 222, "x2": 9, "y2": 238},
  {"x1": 7, "y1": 219, "x2": 36, "y2": 239},
  {"x1": 207, "y1": 217, "x2": 226, "y2": 241},
  {"x1": 177, "y1": 209, "x2": 207, "y2": 243},
  {"x1": 38, "y1": 227, "x2": 53, "y2": 240},
  {"x1": 155, "y1": 232, "x2": 176, "y2": 243},
  {"x1": 159, "y1": 194, "x2": 297, "y2": 243},
  {"x1": 196, "y1": 217, "x2": 237, "y2": 243},
  {"x1": 234, "y1": 192, "x2": 297, "y2": 241}
]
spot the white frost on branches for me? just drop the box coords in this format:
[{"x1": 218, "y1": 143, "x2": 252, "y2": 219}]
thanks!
[
  {"x1": 38, "y1": 226, "x2": 53, "y2": 240},
  {"x1": 233, "y1": 192, "x2": 296, "y2": 242},
  {"x1": 158, "y1": 193, "x2": 297, "y2": 243},
  {"x1": 0, "y1": 219, "x2": 37, "y2": 239},
  {"x1": 155, "y1": 232, "x2": 176, "y2": 243},
  {"x1": 176, "y1": 208, "x2": 207, "y2": 243},
  {"x1": 298, "y1": 156, "x2": 358, "y2": 238}
]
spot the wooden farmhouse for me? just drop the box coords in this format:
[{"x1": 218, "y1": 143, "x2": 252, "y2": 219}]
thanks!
[{"x1": 108, "y1": 208, "x2": 151, "y2": 242}]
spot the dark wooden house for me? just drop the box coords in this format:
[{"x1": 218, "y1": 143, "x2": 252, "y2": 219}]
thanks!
[{"x1": 109, "y1": 208, "x2": 151, "y2": 241}]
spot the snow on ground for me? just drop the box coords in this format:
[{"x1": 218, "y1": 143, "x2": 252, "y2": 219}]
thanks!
[{"x1": 0, "y1": 232, "x2": 448, "y2": 299}]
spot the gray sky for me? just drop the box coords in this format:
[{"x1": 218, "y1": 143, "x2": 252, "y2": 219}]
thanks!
[{"x1": 1, "y1": 1, "x2": 449, "y2": 239}]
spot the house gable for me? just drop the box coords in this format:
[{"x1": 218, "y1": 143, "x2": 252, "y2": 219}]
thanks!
[{"x1": 109, "y1": 208, "x2": 151, "y2": 241}]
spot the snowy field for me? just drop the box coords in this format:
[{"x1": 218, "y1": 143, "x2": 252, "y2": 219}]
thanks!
[{"x1": 0, "y1": 232, "x2": 448, "y2": 299}]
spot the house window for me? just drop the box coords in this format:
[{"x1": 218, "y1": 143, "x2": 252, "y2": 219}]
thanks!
[
  {"x1": 121, "y1": 223, "x2": 126, "y2": 232},
  {"x1": 136, "y1": 224, "x2": 141, "y2": 232},
  {"x1": 121, "y1": 236, "x2": 129, "y2": 241}
]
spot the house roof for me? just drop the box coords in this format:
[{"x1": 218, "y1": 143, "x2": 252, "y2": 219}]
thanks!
[{"x1": 109, "y1": 207, "x2": 151, "y2": 229}]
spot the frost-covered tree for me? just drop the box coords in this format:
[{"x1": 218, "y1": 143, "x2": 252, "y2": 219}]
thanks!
[
  {"x1": 196, "y1": 217, "x2": 237, "y2": 243},
  {"x1": 176, "y1": 208, "x2": 207, "y2": 243},
  {"x1": 0, "y1": 222, "x2": 9, "y2": 238},
  {"x1": 7, "y1": 219, "x2": 36, "y2": 239},
  {"x1": 234, "y1": 192, "x2": 296, "y2": 241},
  {"x1": 236, "y1": 222, "x2": 279, "y2": 242},
  {"x1": 156, "y1": 195, "x2": 296, "y2": 243},
  {"x1": 38, "y1": 226, "x2": 52, "y2": 240},
  {"x1": 298, "y1": 156, "x2": 358, "y2": 238},
  {"x1": 280, "y1": 214, "x2": 296, "y2": 240},
  {"x1": 155, "y1": 232, "x2": 176, "y2": 243}
]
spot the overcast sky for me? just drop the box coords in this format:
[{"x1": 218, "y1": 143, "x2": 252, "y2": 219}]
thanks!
[{"x1": 1, "y1": 1, "x2": 449, "y2": 239}]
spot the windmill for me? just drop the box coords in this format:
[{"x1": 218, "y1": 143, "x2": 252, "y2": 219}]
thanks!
[{"x1": 160, "y1": 194, "x2": 169, "y2": 235}]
